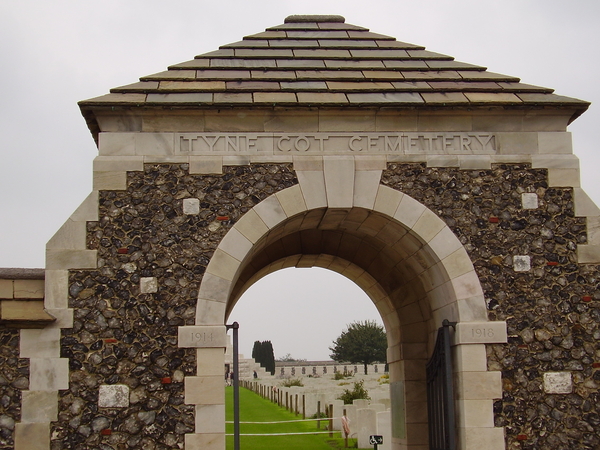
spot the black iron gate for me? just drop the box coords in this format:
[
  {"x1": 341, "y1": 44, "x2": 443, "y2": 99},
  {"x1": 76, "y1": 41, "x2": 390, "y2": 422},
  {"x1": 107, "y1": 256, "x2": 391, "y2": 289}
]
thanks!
[{"x1": 426, "y1": 319, "x2": 457, "y2": 450}]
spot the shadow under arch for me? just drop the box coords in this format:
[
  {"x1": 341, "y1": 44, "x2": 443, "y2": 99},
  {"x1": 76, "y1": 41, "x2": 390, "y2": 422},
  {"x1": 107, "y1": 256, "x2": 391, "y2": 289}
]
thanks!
[{"x1": 190, "y1": 184, "x2": 496, "y2": 449}]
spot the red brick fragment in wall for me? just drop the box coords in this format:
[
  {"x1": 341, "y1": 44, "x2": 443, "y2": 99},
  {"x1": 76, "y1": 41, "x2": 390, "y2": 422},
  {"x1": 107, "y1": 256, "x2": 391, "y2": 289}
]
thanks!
[{"x1": 117, "y1": 248, "x2": 128, "y2": 254}]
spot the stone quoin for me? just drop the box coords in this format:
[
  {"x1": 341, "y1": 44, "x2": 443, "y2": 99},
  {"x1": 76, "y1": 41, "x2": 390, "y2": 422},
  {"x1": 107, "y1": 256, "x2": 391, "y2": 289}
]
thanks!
[{"x1": 1, "y1": 14, "x2": 599, "y2": 450}]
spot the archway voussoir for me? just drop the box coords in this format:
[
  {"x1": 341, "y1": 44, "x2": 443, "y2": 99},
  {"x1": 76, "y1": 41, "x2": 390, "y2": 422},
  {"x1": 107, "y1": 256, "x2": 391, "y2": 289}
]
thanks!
[
  {"x1": 427, "y1": 225, "x2": 463, "y2": 261},
  {"x1": 441, "y1": 247, "x2": 476, "y2": 279},
  {"x1": 411, "y1": 209, "x2": 446, "y2": 243},
  {"x1": 253, "y1": 194, "x2": 288, "y2": 228},
  {"x1": 233, "y1": 209, "x2": 269, "y2": 243},
  {"x1": 297, "y1": 171, "x2": 327, "y2": 209},
  {"x1": 216, "y1": 227, "x2": 252, "y2": 262},
  {"x1": 450, "y1": 270, "x2": 485, "y2": 300},
  {"x1": 373, "y1": 185, "x2": 405, "y2": 217},
  {"x1": 205, "y1": 249, "x2": 240, "y2": 282},
  {"x1": 275, "y1": 184, "x2": 308, "y2": 217},
  {"x1": 393, "y1": 194, "x2": 426, "y2": 229},
  {"x1": 353, "y1": 170, "x2": 382, "y2": 209}
]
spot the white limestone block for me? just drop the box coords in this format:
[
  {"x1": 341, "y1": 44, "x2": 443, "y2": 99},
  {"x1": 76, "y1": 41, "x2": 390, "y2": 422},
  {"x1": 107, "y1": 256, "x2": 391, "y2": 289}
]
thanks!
[
  {"x1": 184, "y1": 376, "x2": 224, "y2": 404},
  {"x1": 297, "y1": 171, "x2": 327, "y2": 209},
  {"x1": 513, "y1": 255, "x2": 531, "y2": 272},
  {"x1": 353, "y1": 170, "x2": 382, "y2": 210},
  {"x1": 135, "y1": 132, "x2": 175, "y2": 155},
  {"x1": 373, "y1": 185, "x2": 404, "y2": 217},
  {"x1": 538, "y1": 131, "x2": 572, "y2": 154},
  {"x1": 194, "y1": 299, "x2": 227, "y2": 326},
  {"x1": 574, "y1": 188, "x2": 600, "y2": 217},
  {"x1": 184, "y1": 433, "x2": 225, "y2": 450},
  {"x1": 521, "y1": 193, "x2": 538, "y2": 209},
  {"x1": 44, "y1": 270, "x2": 69, "y2": 309},
  {"x1": 140, "y1": 277, "x2": 158, "y2": 294},
  {"x1": 205, "y1": 249, "x2": 240, "y2": 281},
  {"x1": 46, "y1": 249, "x2": 97, "y2": 270},
  {"x1": 323, "y1": 156, "x2": 355, "y2": 208},
  {"x1": 20, "y1": 328, "x2": 61, "y2": 359},
  {"x1": 98, "y1": 384, "x2": 130, "y2": 408},
  {"x1": 253, "y1": 195, "x2": 287, "y2": 229},
  {"x1": 276, "y1": 185, "x2": 307, "y2": 218},
  {"x1": 235, "y1": 209, "x2": 269, "y2": 243},
  {"x1": 454, "y1": 321, "x2": 508, "y2": 345},
  {"x1": 195, "y1": 404, "x2": 225, "y2": 433},
  {"x1": 98, "y1": 132, "x2": 135, "y2": 156},
  {"x1": 183, "y1": 198, "x2": 200, "y2": 215},
  {"x1": 29, "y1": 358, "x2": 69, "y2": 391},
  {"x1": 543, "y1": 372, "x2": 572, "y2": 394},
  {"x1": 190, "y1": 156, "x2": 223, "y2": 174},
  {"x1": 178, "y1": 325, "x2": 227, "y2": 348},
  {"x1": 14, "y1": 423, "x2": 49, "y2": 450},
  {"x1": 21, "y1": 391, "x2": 58, "y2": 423}
]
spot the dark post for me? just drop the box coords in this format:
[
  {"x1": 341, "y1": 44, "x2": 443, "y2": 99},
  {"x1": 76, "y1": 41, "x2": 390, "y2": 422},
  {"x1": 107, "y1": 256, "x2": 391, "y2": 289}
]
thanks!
[
  {"x1": 317, "y1": 401, "x2": 321, "y2": 429},
  {"x1": 226, "y1": 322, "x2": 240, "y2": 450},
  {"x1": 343, "y1": 408, "x2": 348, "y2": 448},
  {"x1": 328, "y1": 404, "x2": 333, "y2": 438},
  {"x1": 302, "y1": 395, "x2": 306, "y2": 420}
]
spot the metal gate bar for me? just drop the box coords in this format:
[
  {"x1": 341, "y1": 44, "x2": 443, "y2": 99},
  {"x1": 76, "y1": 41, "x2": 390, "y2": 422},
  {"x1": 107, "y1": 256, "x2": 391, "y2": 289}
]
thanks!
[{"x1": 426, "y1": 319, "x2": 456, "y2": 450}]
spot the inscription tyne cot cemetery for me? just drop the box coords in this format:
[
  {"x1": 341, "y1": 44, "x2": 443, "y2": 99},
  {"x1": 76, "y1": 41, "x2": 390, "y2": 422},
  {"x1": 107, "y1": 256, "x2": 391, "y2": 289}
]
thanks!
[{"x1": 177, "y1": 132, "x2": 496, "y2": 155}]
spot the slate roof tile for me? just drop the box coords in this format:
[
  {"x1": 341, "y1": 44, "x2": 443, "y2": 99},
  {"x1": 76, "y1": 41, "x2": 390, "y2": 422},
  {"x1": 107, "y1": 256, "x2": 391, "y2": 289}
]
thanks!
[
  {"x1": 297, "y1": 92, "x2": 348, "y2": 103},
  {"x1": 254, "y1": 92, "x2": 297, "y2": 103},
  {"x1": 422, "y1": 92, "x2": 470, "y2": 104},
  {"x1": 159, "y1": 81, "x2": 225, "y2": 91},
  {"x1": 80, "y1": 14, "x2": 590, "y2": 120},
  {"x1": 347, "y1": 92, "x2": 423, "y2": 104},
  {"x1": 251, "y1": 70, "x2": 297, "y2": 80}
]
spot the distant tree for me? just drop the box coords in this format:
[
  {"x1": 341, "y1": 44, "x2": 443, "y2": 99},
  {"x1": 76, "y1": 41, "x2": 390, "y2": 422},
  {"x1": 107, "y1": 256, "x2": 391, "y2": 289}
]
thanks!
[
  {"x1": 329, "y1": 320, "x2": 387, "y2": 375},
  {"x1": 252, "y1": 340, "x2": 276, "y2": 375},
  {"x1": 276, "y1": 353, "x2": 307, "y2": 362}
]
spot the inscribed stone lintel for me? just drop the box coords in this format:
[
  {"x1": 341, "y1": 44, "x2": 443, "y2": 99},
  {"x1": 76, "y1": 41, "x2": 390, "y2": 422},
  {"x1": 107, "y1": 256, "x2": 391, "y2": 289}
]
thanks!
[
  {"x1": 452, "y1": 321, "x2": 507, "y2": 345},
  {"x1": 178, "y1": 325, "x2": 227, "y2": 348}
]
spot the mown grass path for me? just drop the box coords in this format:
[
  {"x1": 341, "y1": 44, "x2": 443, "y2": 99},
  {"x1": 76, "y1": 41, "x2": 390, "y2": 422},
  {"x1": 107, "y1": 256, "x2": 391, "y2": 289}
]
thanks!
[{"x1": 225, "y1": 386, "x2": 339, "y2": 450}]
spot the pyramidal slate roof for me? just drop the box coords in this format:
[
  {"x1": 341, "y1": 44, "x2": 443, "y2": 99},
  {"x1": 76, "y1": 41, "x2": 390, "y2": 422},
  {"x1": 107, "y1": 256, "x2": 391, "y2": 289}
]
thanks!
[{"x1": 80, "y1": 14, "x2": 589, "y2": 129}]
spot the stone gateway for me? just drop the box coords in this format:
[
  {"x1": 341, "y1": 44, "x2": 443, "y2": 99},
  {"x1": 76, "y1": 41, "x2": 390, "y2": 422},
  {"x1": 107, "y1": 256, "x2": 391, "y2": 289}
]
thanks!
[{"x1": 1, "y1": 14, "x2": 599, "y2": 450}]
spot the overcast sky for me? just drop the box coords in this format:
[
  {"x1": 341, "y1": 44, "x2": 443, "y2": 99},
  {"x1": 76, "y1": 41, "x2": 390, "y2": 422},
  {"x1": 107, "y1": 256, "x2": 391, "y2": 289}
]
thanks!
[{"x1": 1, "y1": 1, "x2": 598, "y2": 360}]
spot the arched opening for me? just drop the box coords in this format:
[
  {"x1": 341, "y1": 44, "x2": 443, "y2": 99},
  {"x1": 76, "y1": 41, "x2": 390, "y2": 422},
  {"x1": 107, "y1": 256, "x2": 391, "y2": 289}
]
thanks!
[
  {"x1": 184, "y1": 185, "x2": 502, "y2": 450},
  {"x1": 228, "y1": 266, "x2": 383, "y2": 362}
]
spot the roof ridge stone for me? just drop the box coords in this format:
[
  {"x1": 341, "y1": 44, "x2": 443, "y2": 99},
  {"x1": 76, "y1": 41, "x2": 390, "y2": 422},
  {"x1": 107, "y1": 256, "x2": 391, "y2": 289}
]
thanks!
[{"x1": 285, "y1": 15, "x2": 345, "y2": 23}]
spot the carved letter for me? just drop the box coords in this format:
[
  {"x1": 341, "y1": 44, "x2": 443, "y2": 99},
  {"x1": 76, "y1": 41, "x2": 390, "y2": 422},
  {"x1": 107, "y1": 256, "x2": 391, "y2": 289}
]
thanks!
[
  {"x1": 461, "y1": 135, "x2": 472, "y2": 152},
  {"x1": 180, "y1": 136, "x2": 198, "y2": 153},
  {"x1": 200, "y1": 135, "x2": 220, "y2": 152},
  {"x1": 277, "y1": 135, "x2": 292, "y2": 152},
  {"x1": 349, "y1": 136, "x2": 363, "y2": 152},
  {"x1": 384, "y1": 135, "x2": 401, "y2": 152},
  {"x1": 225, "y1": 135, "x2": 240, "y2": 152},
  {"x1": 294, "y1": 136, "x2": 310, "y2": 152},
  {"x1": 313, "y1": 135, "x2": 329, "y2": 152},
  {"x1": 473, "y1": 134, "x2": 495, "y2": 152}
]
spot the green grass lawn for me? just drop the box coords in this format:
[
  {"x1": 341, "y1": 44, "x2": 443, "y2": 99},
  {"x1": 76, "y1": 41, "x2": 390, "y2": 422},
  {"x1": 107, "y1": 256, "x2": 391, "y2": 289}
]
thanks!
[{"x1": 225, "y1": 386, "x2": 363, "y2": 450}]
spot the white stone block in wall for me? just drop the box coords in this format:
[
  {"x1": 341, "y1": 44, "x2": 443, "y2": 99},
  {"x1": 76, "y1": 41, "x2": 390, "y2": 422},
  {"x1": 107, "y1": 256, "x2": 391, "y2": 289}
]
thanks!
[
  {"x1": 543, "y1": 372, "x2": 572, "y2": 394},
  {"x1": 521, "y1": 193, "x2": 538, "y2": 209},
  {"x1": 140, "y1": 277, "x2": 158, "y2": 293},
  {"x1": 183, "y1": 198, "x2": 200, "y2": 215},
  {"x1": 98, "y1": 384, "x2": 130, "y2": 408},
  {"x1": 513, "y1": 255, "x2": 531, "y2": 272}
]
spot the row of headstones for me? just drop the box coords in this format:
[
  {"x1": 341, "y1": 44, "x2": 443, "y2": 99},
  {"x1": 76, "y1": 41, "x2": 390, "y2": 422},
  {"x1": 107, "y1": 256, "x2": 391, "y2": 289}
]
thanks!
[
  {"x1": 242, "y1": 380, "x2": 392, "y2": 450},
  {"x1": 275, "y1": 364, "x2": 387, "y2": 377}
]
